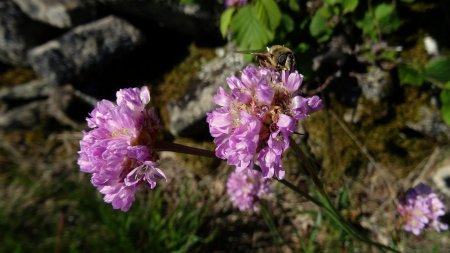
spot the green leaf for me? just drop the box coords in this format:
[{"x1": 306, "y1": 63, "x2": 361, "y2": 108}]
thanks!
[
  {"x1": 281, "y1": 14, "x2": 294, "y2": 33},
  {"x1": 179, "y1": 0, "x2": 195, "y2": 4},
  {"x1": 323, "y1": 0, "x2": 339, "y2": 5},
  {"x1": 398, "y1": 64, "x2": 424, "y2": 86},
  {"x1": 297, "y1": 42, "x2": 310, "y2": 53},
  {"x1": 220, "y1": 8, "x2": 235, "y2": 38},
  {"x1": 337, "y1": 187, "x2": 350, "y2": 210},
  {"x1": 309, "y1": 7, "x2": 333, "y2": 42},
  {"x1": 444, "y1": 81, "x2": 450, "y2": 90},
  {"x1": 342, "y1": 0, "x2": 358, "y2": 14},
  {"x1": 380, "y1": 49, "x2": 397, "y2": 62},
  {"x1": 254, "y1": 0, "x2": 282, "y2": 31},
  {"x1": 288, "y1": 0, "x2": 300, "y2": 11},
  {"x1": 440, "y1": 90, "x2": 450, "y2": 125},
  {"x1": 424, "y1": 57, "x2": 450, "y2": 83},
  {"x1": 374, "y1": 3, "x2": 401, "y2": 34},
  {"x1": 357, "y1": 3, "x2": 400, "y2": 39},
  {"x1": 231, "y1": 6, "x2": 273, "y2": 50},
  {"x1": 356, "y1": 12, "x2": 376, "y2": 39}
]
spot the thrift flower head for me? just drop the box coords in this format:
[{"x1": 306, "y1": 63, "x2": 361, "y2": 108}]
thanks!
[
  {"x1": 207, "y1": 65, "x2": 322, "y2": 179},
  {"x1": 226, "y1": 170, "x2": 272, "y2": 212},
  {"x1": 78, "y1": 87, "x2": 166, "y2": 212},
  {"x1": 397, "y1": 183, "x2": 448, "y2": 235},
  {"x1": 224, "y1": 0, "x2": 248, "y2": 7}
]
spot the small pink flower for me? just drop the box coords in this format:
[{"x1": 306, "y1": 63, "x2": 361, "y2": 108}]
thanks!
[
  {"x1": 226, "y1": 170, "x2": 272, "y2": 212},
  {"x1": 398, "y1": 183, "x2": 448, "y2": 235}
]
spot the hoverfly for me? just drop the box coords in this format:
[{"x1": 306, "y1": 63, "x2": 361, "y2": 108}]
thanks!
[{"x1": 237, "y1": 45, "x2": 296, "y2": 72}]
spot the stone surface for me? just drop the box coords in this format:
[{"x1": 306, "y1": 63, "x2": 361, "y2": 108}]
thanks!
[
  {"x1": 312, "y1": 35, "x2": 354, "y2": 79},
  {"x1": 0, "y1": 1, "x2": 56, "y2": 66},
  {"x1": 28, "y1": 15, "x2": 145, "y2": 85},
  {"x1": 433, "y1": 161, "x2": 450, "y2": 197},
  {"x1": 12, "y1": 0, "x2": 97, "y2": 28},
  {"x1": 355, "y1": 66, "x2": 393, "y2": 103},
  {"x1": 167, "y1": 47, "x2": 245, "y2": 137},
  {"x1": 0, "y1": 79, "x2": 52, "y2": 101},
  {"x1": 406, "y1": 104, "x2": 450, "y2": 142},
  {"x1": 0, "y1": 85, "x2": 92, "y2": 129},
  {"x1": 93, "y1": 0, "x2": 221, "y2": 37},
  {"x1": 0, "y1": 100, "x2": 48, "y2": 129}
]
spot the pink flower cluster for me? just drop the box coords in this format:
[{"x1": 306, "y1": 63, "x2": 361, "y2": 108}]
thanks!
[
  {"x1": 207, "y1": 65, "x2": 322, "y2": 179},
  {"x1": 226, "y1": 170, "x2": 272, "y2": 211},
  {"x1": 78, "y1": 87, "x2": 166, "y2": 212},
  {"x1": 397, "y1": 183, "x2": 448, "y2": 235}
]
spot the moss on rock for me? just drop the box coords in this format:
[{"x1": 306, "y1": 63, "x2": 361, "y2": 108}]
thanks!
[
  {"x1": 305, "y1": 86, "x2": 439, "y2": 183},
  {"x1": 154, "y1": 44, "x2": 216, "y2": 128}
]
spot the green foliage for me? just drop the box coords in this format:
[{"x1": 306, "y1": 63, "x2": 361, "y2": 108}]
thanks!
[
  {"x1": 230, "y1": 6, "x2": 273, "y2": 50},
  {"x1": 424, "y1": 57, "x2": 450, "y2": 83},
  {"x1": 178, "y1": 0, "x2": 202, "y2": 4},
  {"x1": 398, "y1": 64, "x2": 424, "y2": 86},
  {"x1": 441, "y1": 89, "x2": 450, "y2": 125},
  {"x1": 357, "y1": 3, "x2": 401, "y2": 40},
  {"x1": 399, "y1": 57, "x2": 450, "y2": 87},
  {"x1": 288, "y1": 0, "x2": 300, "y2": 12},
  {"x1": 336, "y1": 186, "x2": 350, "y2": 210},
  {"x1": 374, "y1": 4, "x2": 401, "y2": 33},
  {"x1": 220, "y1": 0, "x2": 282, "y2": 50},
  {"x1": 399, "y1": 57, "x2": 450, "y2": 125},
  {"x1": 260, "y1": 204, "x2": 284, "y2": 248},
  {"x1": 309, "y1": 0, "x2": 359, "y2": 42},
  {"x1": 96, "y1": 188, "x2": 210, "y2": 253},
  {"x1": 255, "y1": 0, "x2": 282, "y2": 31},
  {"x1": 179, "y1": 0, "x2": 194, "y2": 4},
  {"x1": 220, "y1": 8, "x2": 235, "y2": 38},
  {"x1": 310, "y1": 7, "x2": 334, "y2": 43},
  {"x1": 296, "y1": 209, "x2": 322, "y2": 253},
  {"x1": 281, "y1": 14, "x2": 295, "y2": 33},
  {"x1": 342, "y1": 0, "x2": 358, "y2": 14},
  {"x1": 0, "y1": 170, "x2": 212, "y2": 253}
]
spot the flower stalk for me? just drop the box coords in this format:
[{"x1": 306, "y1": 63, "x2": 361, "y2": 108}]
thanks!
[
  {"x1": 155, "y1": 140, "x2": 216, "y2": 158},
  {"x1": 284, "y1": 137, "x2": 400, "y2": 253}
]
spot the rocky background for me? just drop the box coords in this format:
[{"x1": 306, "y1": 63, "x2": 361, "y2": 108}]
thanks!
[{"x1": 1, "y1": 0, "x2": 450, "y2": 252}]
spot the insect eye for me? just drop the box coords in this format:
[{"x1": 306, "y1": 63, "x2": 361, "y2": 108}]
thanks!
[{"x1": 277, "y1": 54, "x2": 287, "y2": 65}]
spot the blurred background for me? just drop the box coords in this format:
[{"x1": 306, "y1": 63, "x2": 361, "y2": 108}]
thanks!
[{"x1": 1, "y1": 0, "x2": 450, "y2": 252}]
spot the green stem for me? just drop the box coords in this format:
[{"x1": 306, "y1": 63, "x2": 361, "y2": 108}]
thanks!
[
  {"x1": 278, "y1": 179, "x2": 328, "y2": 211},
  {"x1": 260, "y1": 202, "x2": 285, "y2": 247},
  {"x1": 155, "y1": 141, "x2": 217, "y2": 158},
  {"x1": 288, "y1": 137, "x2": 326, "y2": 195},
  {"x1": 426, "y1": 76, "x2": 450, "y2": 90},
  {"x1": 285, "y1": 137, "x2": 400, "y2": 253}
]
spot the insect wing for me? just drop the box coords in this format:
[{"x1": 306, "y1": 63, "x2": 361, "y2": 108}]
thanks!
[{"x1": 235, "y1": 48, "x2": 267, "y2": 56}]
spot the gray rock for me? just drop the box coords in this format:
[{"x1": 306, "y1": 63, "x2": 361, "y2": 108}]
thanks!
[
  {"x1": 0, "y1": 85, "x2": 91, "y2": 129},
  {"x1": 406, "y1": 104, "x2": 450, "y2": 142},
  {"x1": 12, "y1": 0, "x2": 97, "y2": 28},
  {"x1": 28, "y1": 15, "x2": 145, "y2": 85},
  {"x1": 93, "y1": 0, "x2": 221, "y2": 37},
  {"x1": 0, "y1": 1, "x2": 55, "y2": 65},
  {"x1": 0, "y1": 79, "x2": 53, "y2": 101},
  {"x1": 0, "y1": 100, "x2": 48, "y2": 129},
  {"x1": 433, "y1": 162, "x2": 450, "y2": 197},
  {"x1": 312, "y1": 35, "x2": 352, "y2": 79},
  {"x1": 167, "y1": 47, "x2": 245, "y2": 137},
  {"x1": 355, "y1": 66, "x2": 392, "y2": 103}
]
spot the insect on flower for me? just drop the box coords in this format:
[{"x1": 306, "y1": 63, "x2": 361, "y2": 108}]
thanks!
[{"x1": 236, "y1": 45, "x2": 296, "y2": 72}]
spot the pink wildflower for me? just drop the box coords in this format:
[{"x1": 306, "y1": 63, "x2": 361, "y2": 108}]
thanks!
[
  {"x1": 207, "y1": 65, "x2": 322, "y2": 179},
  {"x1": 78, "y1": 87, "x2": 166, "y2": 211}
]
